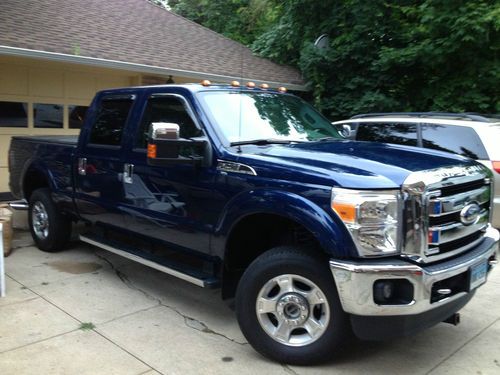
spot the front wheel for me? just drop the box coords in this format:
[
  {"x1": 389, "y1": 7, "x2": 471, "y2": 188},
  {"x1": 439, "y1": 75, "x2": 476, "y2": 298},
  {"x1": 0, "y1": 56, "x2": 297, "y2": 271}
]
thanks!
[
  {"x1": 235, "y1": 246, "x2": 350, "y2": 365},
  {"x1": 28, "y1": 188, "x2": 71, "y2": 252}
]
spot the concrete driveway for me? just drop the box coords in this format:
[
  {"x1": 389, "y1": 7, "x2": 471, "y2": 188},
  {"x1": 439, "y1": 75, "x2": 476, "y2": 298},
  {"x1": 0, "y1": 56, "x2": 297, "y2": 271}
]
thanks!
[{"x1": 1, "y1": 230, "x2": 499, "y2": 375}]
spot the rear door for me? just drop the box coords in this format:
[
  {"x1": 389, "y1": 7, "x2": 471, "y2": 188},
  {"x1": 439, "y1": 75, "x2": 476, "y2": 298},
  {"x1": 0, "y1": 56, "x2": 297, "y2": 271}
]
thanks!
[{"x1": 74, "y1": 94, "x2": 136, "y2": 228}]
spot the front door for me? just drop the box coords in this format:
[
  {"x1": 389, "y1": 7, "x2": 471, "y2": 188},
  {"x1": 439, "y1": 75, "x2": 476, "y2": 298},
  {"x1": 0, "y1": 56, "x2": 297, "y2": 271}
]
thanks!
[{"x1": 122, "y1": 93, "x2": 216, "y2": 255}]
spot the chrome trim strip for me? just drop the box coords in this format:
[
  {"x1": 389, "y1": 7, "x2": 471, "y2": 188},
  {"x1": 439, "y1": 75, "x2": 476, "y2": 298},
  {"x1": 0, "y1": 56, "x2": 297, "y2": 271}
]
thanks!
[
  {"x1": 330, "y1": 227, "x2": 499, "y2": 316},
  {"x1": 8, "y1": 199, "x2": 29, "y2": 210},
  {"x1": 217, "y1": 160, "x2": 257, "y2": 175},
  {"x1": 428, "y1": 212, "x2": 489, "y2": 245},
  {"x1": 80, "y1": 235, "x2": 206, "y2": 287},
  {"x1": 427, "y1": 235, "x2": 485, "y2": 260},
  {"x1": 403, "y1": 164, "x2": 488, "y2": 190},
  {"x1": 428, "y1": 185, "x2": 490, "y2": 217}
]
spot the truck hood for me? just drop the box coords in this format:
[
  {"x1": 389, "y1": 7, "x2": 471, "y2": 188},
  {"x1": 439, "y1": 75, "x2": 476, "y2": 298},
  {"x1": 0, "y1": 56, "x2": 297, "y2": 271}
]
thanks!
[{"x1": 236, "y1": 140, "x2": 475, "y2": 189}]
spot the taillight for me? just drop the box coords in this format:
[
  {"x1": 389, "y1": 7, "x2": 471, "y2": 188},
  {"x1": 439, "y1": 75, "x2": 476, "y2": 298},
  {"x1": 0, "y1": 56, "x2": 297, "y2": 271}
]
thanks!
[{"x1": 493, "y1": 161, "x2": 500, "y2": 174}]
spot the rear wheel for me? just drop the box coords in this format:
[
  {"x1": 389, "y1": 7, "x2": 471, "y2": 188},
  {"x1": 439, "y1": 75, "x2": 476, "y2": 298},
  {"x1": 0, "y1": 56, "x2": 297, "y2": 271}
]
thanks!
[
  {"x1": 28, "y1": 188, "x2": 71, "y2": 252},
  {"x1": 235, "y1": 246, "x2": 350, "y2": 365}
]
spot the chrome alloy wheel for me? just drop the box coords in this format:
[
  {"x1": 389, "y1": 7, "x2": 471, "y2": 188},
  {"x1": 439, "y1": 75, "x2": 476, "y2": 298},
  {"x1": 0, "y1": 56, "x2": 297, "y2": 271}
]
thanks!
[
  {"x1": 256, "y1": 274, "x2": 330, "y2": 346},
  {"x1": 32, "y1": 201, "x2": 49, "y2": 239}
]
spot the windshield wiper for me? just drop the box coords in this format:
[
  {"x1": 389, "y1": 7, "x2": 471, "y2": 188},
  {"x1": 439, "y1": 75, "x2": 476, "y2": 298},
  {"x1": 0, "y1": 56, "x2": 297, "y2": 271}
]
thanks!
[
  {"x1": 314, "y1": 136, "x2": 339, "y2": 142},
  {"x1": 230, "y1": 139, "x2": 304, "y2": 146}
]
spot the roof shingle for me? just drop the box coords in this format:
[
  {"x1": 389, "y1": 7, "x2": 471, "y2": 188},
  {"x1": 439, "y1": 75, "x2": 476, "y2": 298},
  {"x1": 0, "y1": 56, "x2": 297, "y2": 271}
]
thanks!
[{"x1": 0, "y1": 0, "x2": 304, "y2": 86}]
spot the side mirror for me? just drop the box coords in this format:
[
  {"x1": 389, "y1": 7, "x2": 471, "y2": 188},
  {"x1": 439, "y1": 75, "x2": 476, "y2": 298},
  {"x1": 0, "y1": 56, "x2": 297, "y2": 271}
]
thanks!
[
  {"x1": 147, "y1": 122, "x2": 207, "y2": 166},
  {"x1": 341, "y1": 124, "x2": 352, "y2": 138},
  {"x1": 149, "y1": 122, "x2": 180, "y2": 140},
  {"x1": 333, "y1": 123, "x2": 352, "y2": 138}
]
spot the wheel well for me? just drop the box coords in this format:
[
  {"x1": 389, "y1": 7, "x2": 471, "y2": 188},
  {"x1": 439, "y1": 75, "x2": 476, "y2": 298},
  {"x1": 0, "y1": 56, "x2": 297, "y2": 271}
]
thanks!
[
  {"x1": 222, "y1": 213, "x2": 323, "y2": 300},
  {"x1": 23, "y1": 168, "x2": 49, "y2": 200}
]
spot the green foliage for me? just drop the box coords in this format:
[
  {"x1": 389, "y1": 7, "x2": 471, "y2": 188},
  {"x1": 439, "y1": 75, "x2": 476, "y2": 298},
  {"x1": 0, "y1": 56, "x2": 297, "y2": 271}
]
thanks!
[
  {"x1": 171, "y1": 0, "x2": 500, "y2": 118},
  {"x1": 170, "y1": 0, "x2": 282, "y2": 45},
  {"x1": 149, "y1": 0, "x2": 169, "y2": 9},
  {"x1": 254, "y1": 0, "x2": 500, "y2": 118},
  {"x1": 79, "y1": 322, "x2": 96, "y2": 331}
]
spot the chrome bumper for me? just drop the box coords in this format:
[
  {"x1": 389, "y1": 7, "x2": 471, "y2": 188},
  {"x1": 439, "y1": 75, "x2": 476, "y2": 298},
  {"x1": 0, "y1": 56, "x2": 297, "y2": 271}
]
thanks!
[
  {"x1": 330, "y1": 226, "x2": 499, "y2": 316},
  {"x1": 493, "y1": 197, "x2": 500, "y2": 228},
  {"x1": 8, "y1": 199, "x2": 28, "y2": 210}
]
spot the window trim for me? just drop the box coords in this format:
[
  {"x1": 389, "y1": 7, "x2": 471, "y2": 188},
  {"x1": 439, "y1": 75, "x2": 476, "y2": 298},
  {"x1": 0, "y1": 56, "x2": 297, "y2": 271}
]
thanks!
[
  {"x1": 133, "y1": 93, "x2": 205, "y2": 151},
  {"x1": 87, "y1": 94, "x2": 136, "y2": 148}
]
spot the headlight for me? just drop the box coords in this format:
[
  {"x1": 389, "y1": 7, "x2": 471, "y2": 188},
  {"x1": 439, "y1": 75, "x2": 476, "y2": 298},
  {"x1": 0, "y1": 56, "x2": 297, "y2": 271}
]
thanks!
[{"x1": 331, "y1": 187, "x2": 401, "y2": 257}]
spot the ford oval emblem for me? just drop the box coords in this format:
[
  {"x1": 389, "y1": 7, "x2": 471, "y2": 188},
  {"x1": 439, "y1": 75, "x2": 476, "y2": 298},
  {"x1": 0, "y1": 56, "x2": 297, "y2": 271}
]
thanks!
[{"x1": 460, "y1": 203, "x2": 481, "y2": 226}]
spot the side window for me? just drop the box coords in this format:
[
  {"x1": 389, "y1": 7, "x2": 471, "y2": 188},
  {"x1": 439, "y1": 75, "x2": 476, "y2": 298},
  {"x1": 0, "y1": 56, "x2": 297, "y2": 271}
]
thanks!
[
  {"x1": 89, "y1": 97, "x2": 134, "y2": 146},
  {"x1": 422, "y1": 124, "x2": 488, "y2": 159},
  {"x1": 136, "y1": 96, "x2": 202, "y2": 148},
  {"x1": 355, "y1": 122, "x2": 418, "y2": 147}
]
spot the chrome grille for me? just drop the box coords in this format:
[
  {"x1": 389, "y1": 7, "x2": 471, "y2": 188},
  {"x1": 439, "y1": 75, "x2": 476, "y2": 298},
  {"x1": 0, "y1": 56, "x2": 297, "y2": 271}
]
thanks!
[
  {"x1": 402, "y1": 164, "x2": 493, "y2": 263},
  {"x1": 426, "y1": 180, "x2": 490, "y2": 259}
]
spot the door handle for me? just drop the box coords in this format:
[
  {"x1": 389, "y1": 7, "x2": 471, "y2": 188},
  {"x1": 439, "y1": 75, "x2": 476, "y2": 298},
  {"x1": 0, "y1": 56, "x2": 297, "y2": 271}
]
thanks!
[
  {"x1": 123, "y1": 163, "x2": 134, "y2": 184},
  {"x1": 78, "y1": 158, "x2": 87, "y2": 175}
]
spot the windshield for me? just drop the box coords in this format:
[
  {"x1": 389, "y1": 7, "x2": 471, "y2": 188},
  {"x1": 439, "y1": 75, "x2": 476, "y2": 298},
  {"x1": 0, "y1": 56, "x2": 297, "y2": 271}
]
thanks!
[{"x1": 197, "y1": 91, "x2": 341, "y2": 144}]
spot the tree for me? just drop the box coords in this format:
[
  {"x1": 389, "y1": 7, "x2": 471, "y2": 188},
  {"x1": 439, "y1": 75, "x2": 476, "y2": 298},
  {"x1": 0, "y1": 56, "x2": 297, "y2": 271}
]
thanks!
[
  {"x1": 169, "y1": 0, "x2": 282, "y2": 45},
  {"x1": 148, "y1": 0, "x2": 169, "y2": 9},
  {"x1": 169, "y1": 0, "x2": 500, "y2": 118},
  {"x1": 252, "y1": 0, "x2": 500, "y2": 118}
]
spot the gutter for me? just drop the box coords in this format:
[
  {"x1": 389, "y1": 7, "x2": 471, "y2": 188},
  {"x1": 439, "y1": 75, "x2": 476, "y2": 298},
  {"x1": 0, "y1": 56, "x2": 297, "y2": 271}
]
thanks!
[{"x1": 0, "y1": 45, "x2": 307, "y2": 91}]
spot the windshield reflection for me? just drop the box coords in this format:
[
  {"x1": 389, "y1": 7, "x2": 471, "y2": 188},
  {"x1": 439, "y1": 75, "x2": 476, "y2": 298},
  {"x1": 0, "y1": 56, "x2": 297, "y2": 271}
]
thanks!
[{"x1": 198, "y1": 91, "x2": 341, "y2": 144}]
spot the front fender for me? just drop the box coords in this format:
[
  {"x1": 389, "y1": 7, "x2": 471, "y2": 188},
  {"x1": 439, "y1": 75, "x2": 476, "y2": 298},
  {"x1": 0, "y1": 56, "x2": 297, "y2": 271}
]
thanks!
[{"x1": 213, "y1": 188, "x2": 357, "y2": 259}]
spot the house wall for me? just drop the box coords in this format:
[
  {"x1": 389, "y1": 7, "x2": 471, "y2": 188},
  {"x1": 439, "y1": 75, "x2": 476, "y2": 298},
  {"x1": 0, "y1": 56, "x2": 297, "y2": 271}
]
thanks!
[{"x1": 0, "y1": 55, "x2": 193, "y2": 194}]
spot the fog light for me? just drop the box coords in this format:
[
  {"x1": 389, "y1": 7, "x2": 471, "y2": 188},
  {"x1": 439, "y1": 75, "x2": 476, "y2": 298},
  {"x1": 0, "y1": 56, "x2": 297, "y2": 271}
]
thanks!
[
  {"x1": 373, "y1": 279, "x2": 414, "y2": 305},
  {"x1": 374, "y1": 280, "x2": 394, "y2": 303}
]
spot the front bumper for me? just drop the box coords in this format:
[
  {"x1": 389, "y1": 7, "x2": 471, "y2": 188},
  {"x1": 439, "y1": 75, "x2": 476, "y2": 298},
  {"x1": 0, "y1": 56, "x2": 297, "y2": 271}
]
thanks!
[
  {"x1": 330, "y1": 226, "x2": 499, "y2": 317},
  {"x1": 493, "y1": 196, "x2": 500, "y2": 228}
]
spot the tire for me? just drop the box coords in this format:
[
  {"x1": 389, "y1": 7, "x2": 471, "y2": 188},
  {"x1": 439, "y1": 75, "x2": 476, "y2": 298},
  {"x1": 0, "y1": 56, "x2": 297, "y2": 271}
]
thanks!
[
  {"x1": 235, "y1": 246, "x2": 350, "y2": 365},
  {"x1": 28, "y1": 188, "x2": 72, "y2": 252}
]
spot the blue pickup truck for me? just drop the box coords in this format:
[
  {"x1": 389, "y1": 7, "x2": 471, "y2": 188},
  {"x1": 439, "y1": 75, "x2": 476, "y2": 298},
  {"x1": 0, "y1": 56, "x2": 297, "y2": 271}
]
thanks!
[{"x1": 8, "y1": 83, "x2": 499, "y2": 364}]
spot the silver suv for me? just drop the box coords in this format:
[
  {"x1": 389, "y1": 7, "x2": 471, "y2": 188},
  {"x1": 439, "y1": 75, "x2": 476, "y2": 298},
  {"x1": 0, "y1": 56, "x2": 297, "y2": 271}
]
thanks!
[{"x1": 332, "y1": 113, "x2": 500, "y2": 228}]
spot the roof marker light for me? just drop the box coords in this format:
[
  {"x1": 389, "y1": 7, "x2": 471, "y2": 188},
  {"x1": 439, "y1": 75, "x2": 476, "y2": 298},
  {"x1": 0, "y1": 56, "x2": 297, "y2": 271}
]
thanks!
[
  {"x1": 201, "y1": 80, "x2": 211, "y2": 86},
  {"x1": 246, "y1": 82, "x2": 256, "y2": 88},
  {"x1": 260, "y1": 83, "x2": 269, "y2": 89},
  {"x1": 231, "y1": 80, "x2": 240, "y2": 87},
  {"x1": 278, "y1": 86, "x2": 287, "y2": 93}
]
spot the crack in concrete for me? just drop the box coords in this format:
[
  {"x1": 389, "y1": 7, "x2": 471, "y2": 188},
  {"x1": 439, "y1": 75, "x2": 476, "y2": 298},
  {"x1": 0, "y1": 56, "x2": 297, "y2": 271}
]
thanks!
[
  {"x1": 7, "y1": 268, "x2": 165, "y2": 375},
  {"x1": 281, "y1": 364, "x2": 301, "y2": 375},
  {"x1": 95, "y1": 252, "x2": 248, "y2": 346},
  {"x1": 182, "y1": 315, "x2": 248, "y2": 346},
  {"x1": 0, "y1": 328, "x2": 81, "y2": 355}
]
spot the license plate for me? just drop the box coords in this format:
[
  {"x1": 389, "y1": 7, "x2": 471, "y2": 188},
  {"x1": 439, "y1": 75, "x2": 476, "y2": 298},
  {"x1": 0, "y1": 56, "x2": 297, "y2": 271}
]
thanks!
[{"x1": 469, "y1": 261, "x2": 488, "y2": 291}]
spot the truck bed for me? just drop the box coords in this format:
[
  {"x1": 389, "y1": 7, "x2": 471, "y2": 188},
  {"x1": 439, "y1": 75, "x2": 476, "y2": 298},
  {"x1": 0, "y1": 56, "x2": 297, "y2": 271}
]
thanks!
[
  {"x1": 9, "y1": 136, "x2": 78, "y2": 199},
  {"x1": 11, "y1": 135, "x2": 79, "y2": 146}
]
